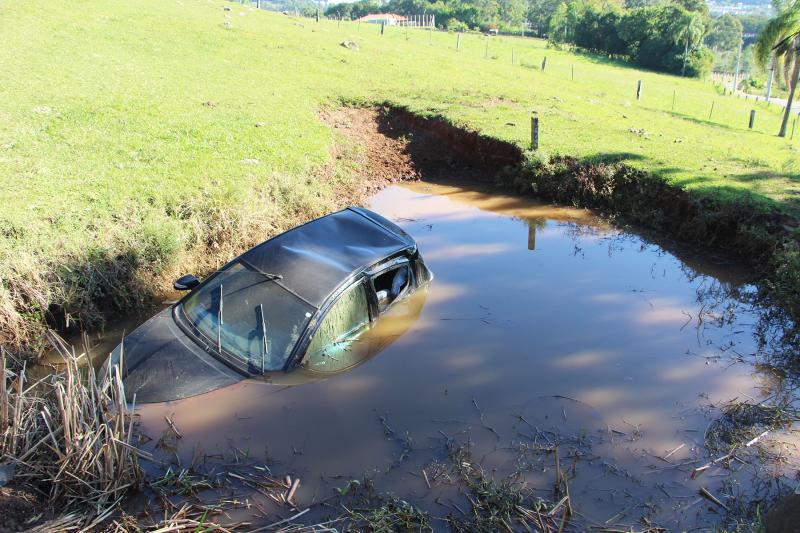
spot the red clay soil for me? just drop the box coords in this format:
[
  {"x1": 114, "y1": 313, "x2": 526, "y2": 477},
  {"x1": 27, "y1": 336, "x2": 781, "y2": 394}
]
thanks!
[{"x1": 320, "y1": 107, "x2": 422, "y2": 192}]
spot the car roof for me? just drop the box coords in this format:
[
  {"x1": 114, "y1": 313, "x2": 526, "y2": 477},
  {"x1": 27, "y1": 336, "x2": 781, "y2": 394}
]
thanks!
[{"x1": 238, "y1": 207, "x2": 415, "y2": 308}]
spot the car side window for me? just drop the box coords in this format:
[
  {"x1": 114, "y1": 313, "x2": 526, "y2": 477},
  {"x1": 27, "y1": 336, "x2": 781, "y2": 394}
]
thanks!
[
  {"x1": 373, "y1": 263, "x2": 411, "y2": 314},
  {"x1": 305, "y1": 282, "x2": 370, "y2": 372}
]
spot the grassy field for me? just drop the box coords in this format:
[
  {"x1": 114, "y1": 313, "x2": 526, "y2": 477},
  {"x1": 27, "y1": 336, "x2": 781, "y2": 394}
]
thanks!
[{"x1": 2, "y1": 0, "x2": 799, "y2": 349}]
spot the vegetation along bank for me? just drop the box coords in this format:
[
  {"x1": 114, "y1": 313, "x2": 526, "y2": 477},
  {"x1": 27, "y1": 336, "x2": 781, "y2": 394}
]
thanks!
[{"x1": 1, "y1": 0, "x2": 800, "y2": 357}]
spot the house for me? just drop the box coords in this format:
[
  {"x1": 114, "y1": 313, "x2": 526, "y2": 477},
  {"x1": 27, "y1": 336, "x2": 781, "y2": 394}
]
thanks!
[{"x1": 356, "y1": 13, "x2": 408, "y2": 26}]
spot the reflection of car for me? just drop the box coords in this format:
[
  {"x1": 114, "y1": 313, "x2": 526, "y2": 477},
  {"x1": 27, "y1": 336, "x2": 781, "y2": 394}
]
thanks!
[{"x1": 106, "y1": 207, "x2": 433, "y2": 403}]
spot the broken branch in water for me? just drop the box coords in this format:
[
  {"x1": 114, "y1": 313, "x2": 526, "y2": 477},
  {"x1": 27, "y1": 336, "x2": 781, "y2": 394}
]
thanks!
[
  {"x1": 692, "y1": 430, "x2": 770, "y2": 478},
  {"x1": 699, "y1": 486, "x2": 729, "y2": 511},
  {"x1": 662, "y1": 443, "x2": 684, "y2": 461},
  {"x1": 286, "y1": 476, "x2": 300, "y2": 506},
  {"x1": 471, "y1": 397, "x2": 501, "y2": 440},
  {"x1": 165, "y1": 414, "x2": 182, "y2": 439}
]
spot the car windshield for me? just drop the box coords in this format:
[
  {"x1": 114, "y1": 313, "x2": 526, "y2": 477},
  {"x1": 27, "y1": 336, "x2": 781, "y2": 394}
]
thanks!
[{"x1": 181, "y1": 261, "x2": 315, "y2": 372}]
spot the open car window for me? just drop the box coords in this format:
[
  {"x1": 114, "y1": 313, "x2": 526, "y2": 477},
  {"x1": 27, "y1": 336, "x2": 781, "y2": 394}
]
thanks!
[
  {"x1": 181, "y1": 262, "x2": 315, "y2": 372},
  {"x1": 304, "y1": 282, "x2": 370, "y2": 373},
  {"x1": 373, "y1": 261, "x2": 411, "y2": 314}
]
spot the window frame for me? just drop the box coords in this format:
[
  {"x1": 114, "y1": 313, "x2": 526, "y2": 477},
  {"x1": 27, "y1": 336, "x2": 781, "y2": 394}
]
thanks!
[{"x1": 367, "y1": 256, "x2": 415, "y2": 315}]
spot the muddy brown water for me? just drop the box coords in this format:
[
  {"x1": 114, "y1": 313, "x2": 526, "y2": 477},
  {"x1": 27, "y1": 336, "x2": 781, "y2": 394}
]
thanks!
[{"x1": 51, "y1": 181, "x2": 799, "y2": 529}]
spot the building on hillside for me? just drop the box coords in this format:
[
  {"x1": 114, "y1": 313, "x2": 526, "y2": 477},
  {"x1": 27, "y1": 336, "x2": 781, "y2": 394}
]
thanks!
[{"x1": 355, "y1": 13, "x2": 408, "y2": 26}]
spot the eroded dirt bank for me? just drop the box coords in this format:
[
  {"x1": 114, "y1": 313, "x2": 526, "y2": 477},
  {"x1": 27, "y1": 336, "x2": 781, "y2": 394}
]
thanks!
[
  {"x1": 326, "y1": 105, "x2": 800, "y2": 349},
  {"x1": 4, "y1": 105, "x2": 800, "y2": 531}
]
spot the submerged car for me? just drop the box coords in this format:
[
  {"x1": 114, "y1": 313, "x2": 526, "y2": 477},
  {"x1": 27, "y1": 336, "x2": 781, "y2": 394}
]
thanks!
[{"x1": 106, "y1": 207, "x2": 433, "y2": 403}]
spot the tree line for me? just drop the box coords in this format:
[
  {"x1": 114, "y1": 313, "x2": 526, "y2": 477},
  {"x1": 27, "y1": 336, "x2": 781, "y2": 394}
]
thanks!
[{"x1": 324, "y1": 0, "x2": 771, "y2": 78}]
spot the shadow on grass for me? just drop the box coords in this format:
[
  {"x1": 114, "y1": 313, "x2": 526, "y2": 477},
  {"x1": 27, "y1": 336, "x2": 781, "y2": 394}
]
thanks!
[
  {"x1": 663, "y1": 110, "x2": 742, "y2": 131},
  {"x1": 646, "y1": 165, "x2": 800, "y2": 215},
  {"x1": 582, "y1": 152, "x2": 646, "y2": 164}
]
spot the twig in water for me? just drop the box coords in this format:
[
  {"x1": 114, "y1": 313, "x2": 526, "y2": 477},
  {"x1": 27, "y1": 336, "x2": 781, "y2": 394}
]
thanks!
[
  {"x1": 699, "y1": 486, "x2": 729, "y2": 511},
  {"x1": 165, "y1": 414, "x2": 182, "y2": 439}
]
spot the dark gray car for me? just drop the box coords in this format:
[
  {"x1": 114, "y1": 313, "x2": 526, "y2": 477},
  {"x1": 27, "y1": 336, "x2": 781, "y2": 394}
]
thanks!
[{"x1": 104, "y1": 207, "x2": 433, "y2": 403}]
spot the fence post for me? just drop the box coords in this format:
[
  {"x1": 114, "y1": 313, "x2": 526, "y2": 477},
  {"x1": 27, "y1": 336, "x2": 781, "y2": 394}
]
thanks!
[
  {"x1": 541, "y1": 56, "x2": 547, "y2": 71},
  {"x1": 485, "y1": 39, "x2": 488, "y2": 58},
  {"x1": 457, "y1": 33, "x2": 461, "y2": 50},
  {"x1": 531, "y1": 112, "x2": 539, "y2": 150},
  {"x1": 381, "y1": 22, "x2": 384, "y2": 35},
  {"x1": 636, "y1": 80, "x2": 642, "y2": 100},
  {"x1": 571, "y1": 64, "x2": 574, "y2": 81},
  {"x1": 316, "y1": 8, "x2": 319, "y2": 22},
  {"x1": 709, "y1": 101, "x2": 715, "y2": 120},
  {"x1": 792, "y1": 112, "x2": 798, "y2": 139},
  {"x1": 749, "y1": 109, "x2": 756, "y2": 129}
]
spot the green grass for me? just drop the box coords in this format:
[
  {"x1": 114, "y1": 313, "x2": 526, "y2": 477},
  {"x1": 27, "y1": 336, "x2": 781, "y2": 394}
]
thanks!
[{"x1": 1, "y1": 0, "x2": 799, "y2": 347}]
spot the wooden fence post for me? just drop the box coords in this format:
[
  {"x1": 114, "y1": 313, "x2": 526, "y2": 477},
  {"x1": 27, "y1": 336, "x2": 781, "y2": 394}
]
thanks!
[
  {"x1": 709, "y1": 101, "x2": 715, "y2": 120},
  {"x1": 485, "y1": 39, "x2": 488, "y2": 58},
  {"x1": 636, "y1": 80, "x2": 642, "y2": 100},
  {"x1": 531, "y1": 112, "x2": 539, "y2": 150},
  {"x1": 571, "y1": 64, "x2": 574, "y2": 81},
  {"x1": 541, "y1": 56, "x2": 547, "y2": 71},
  {"x1": 749, "y1": 109, "x2": 756, "y2": 129},
  {"x1": 457, "y1": 33, "x2": 461, "y2": 50},
  {"x1": 381, "y1": 22, "x2": 384, "y2": 35},
  {"x1": 671, "y1": 89, "x2": 676, "y2": 111}
]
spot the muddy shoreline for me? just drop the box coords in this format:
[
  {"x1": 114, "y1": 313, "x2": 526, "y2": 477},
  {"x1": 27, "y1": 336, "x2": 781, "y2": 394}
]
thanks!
[
  {"x1": 3, "y1": 105, "x2": 800, "y2": 531},
  {"x1": 339, "y1": 104, "x2": 800, "y2": 348}
]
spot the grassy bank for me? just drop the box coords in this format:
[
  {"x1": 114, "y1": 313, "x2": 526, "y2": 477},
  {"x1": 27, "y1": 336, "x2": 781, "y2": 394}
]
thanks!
[{"x1": 2, "y1": 0, "x2": 800, "y2": 352}]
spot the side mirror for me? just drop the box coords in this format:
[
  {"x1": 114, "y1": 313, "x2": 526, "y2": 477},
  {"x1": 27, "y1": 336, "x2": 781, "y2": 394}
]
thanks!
[{"x1": 174, "y1": 274, "x2": 200, "y2": 291}]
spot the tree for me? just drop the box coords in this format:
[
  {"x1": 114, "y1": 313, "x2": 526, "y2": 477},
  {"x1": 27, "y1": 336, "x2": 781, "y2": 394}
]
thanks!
[
  {"x1": 706, "y1": 13, "x2": 744, "y2": 51},
  {"x1": 574, "y1": 7, "x2": 626, "y2": 54},
  {"x1": 528, "y1": 0, "x2": 563, "y2": 36},
  {"x1": 498, "y1": 0, "x2": 527, "y2": 28},
  {"x1": 672, "y1": 0, "x2": 709, "y2": 16},
  {"x1": 673, "y1": 10, "x2": 706, "y2": 75},
  {"x1": 755, "y1": 0, "x2": 800, "y2": 137},
  {"x1": 549, "y1": 2, "x2": 570, "y2": 43},
  {"x1": 624, "y1": 0, "x2": 659, "y2": 8},
  {"x1": 739, "y1": 13, "x2": 769, "y2": 43}
]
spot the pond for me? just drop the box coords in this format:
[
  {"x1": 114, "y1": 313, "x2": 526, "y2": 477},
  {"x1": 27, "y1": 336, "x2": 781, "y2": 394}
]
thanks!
[{"x1": 76, "y1": 181, "x2": 798, "y2": 529}]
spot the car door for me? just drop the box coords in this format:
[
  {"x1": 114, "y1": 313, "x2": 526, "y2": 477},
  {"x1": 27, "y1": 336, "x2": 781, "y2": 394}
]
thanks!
[{"x1": 302, "y1": 279, "x2": 373, "y2": 373}]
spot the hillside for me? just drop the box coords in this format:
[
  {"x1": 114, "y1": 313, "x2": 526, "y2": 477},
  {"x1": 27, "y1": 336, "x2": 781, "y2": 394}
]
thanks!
[{"x1": 1, "y1": 0, "x2": 799, "y2": 347}]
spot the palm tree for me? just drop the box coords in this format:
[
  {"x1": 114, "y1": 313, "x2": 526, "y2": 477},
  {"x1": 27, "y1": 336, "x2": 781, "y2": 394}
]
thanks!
[
  {"x1": 755, "y1": 0, "x2": 800, "y2": 137},
  {"x1": 674, "y1": 11, "x2": 706, "y2": 76}
]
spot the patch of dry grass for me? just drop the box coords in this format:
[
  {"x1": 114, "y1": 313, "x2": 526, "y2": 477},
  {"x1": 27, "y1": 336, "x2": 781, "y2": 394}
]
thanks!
[{"x1": 0, "y1": 333, "x2": 143, "y2": 529}]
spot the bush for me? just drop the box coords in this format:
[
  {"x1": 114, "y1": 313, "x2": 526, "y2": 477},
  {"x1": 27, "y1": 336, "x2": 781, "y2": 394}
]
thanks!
[
  {"x1": 447, "y1": 19, "x2": 469, "y2": 32},
  {"x1": 681, "y1": 47, "x2": 714, "y2": 77}
]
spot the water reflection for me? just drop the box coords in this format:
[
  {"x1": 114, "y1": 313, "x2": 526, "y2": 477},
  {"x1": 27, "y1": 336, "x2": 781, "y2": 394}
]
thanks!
[{"x1": 51, "y1": 181, "x2": 799, "y2": 530}]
